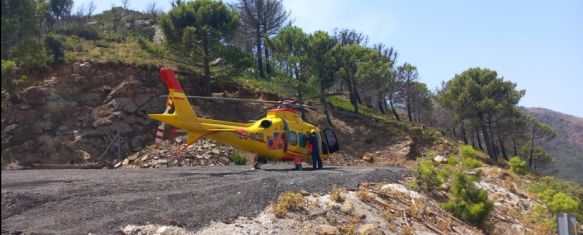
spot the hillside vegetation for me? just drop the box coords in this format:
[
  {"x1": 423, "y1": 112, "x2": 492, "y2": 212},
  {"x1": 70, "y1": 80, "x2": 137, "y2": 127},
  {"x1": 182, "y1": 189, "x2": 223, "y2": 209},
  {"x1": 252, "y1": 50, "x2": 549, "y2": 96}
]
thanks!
[
  {"x1": 2, "y1": 0, "x2": 582, "y2": 234},
  {"x1": 527, "y1": 107, "x2": 583, "y2": 184}
]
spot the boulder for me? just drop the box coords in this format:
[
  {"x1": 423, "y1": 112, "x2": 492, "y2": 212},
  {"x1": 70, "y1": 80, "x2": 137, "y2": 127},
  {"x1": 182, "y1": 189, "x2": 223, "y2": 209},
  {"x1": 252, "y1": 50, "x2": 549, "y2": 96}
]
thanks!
[
  {"x1": 433, "y1": 155, "x2": 447, "y2": 163},
  {"x1": 340, "y1": 201, "x2": 353, "y2": 214},
  {"x1": 362, "y1": 153, "x2": 374, "y2": 162},
  {"x1": 21, "y1": 87, "x2": 48, "y2": 105}
]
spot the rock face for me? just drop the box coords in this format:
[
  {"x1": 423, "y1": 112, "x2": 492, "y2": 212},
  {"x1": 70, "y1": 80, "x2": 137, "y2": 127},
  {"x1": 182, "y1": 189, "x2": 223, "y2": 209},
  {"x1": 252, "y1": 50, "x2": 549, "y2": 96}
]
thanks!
[
  {"x1": 1, "y1": 62, "x2": 281, "y2": 168},
  {"x1": 1, "y1": 63, "x2": 166, "y2": 167}
]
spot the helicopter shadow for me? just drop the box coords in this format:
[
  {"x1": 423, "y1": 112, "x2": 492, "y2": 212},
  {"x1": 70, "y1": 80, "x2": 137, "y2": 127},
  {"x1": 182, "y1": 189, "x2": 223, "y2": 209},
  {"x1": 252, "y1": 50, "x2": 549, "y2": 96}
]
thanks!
[
  {"x1": 260, "y1": 167, "x2": 348, "y2": 173},
  {"x1": 174, "y1": 170, "x2": 256, "y2": 178}
]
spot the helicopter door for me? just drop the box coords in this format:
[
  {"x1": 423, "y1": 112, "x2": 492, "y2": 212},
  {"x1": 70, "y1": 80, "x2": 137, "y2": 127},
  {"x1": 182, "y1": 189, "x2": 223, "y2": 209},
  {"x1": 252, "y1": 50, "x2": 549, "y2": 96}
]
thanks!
[
  {"x1": 321, "y1": 128, "x2": 339, "y2": 154},
  {"x1": 281, "y1": 119, "x2": 289, "y2": 152}
]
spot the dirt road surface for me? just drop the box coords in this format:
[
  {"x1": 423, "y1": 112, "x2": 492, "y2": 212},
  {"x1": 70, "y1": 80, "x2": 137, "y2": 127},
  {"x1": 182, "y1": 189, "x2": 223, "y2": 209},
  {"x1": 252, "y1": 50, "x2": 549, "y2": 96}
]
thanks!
[{"x1": 1, "y1": 165, "x2": 405, "y2": 234}]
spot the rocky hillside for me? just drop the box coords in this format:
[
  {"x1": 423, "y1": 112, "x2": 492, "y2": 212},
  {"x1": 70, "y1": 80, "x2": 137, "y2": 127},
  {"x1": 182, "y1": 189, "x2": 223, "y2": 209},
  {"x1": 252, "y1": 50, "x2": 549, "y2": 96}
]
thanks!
[
  {"x1": 2, "y1": 62, "x2": 421, "y2": 169},
  {"x1": 527, "y1": 107, "x2": 583, "y2": 184},
  {"x1": 1, "y1": 63, "x2": 166, "y2": 168}
]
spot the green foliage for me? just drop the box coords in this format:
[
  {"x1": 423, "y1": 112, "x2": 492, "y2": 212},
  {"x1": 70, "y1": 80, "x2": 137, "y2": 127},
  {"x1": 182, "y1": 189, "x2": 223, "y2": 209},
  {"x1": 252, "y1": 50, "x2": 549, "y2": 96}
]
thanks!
[
  {"x1": 220, "y1": 46, "x2": 255, "y2": 75},
  {"x1": 93, "y1": 40, "x2": 111, "y2": 48},
  {"x1": 458, "y1": 145, "x2": 482, "y2": 169},
  {"x1": 441, "y1": 171, "x2": 493, "y2": 225},
  {"x1": 306, "y1": 30, "x2": 337, "y2": 90},
  {"x1": 541, "y1": 191, "x2": 579, "y2": 214},
  {"x1": 12, "y1": 75, "x2": 28, "y2": 88},
  {"x1": 447, "y1": 155, "x2": 459, "y2": 166},
  {"x1": 437, "y1": 68, "x2": 526, "y2": 158},
  {"x1": 158, "y1": 0, "x2": 239, "y2": 82},
  {"x1": 230, "y1": 151, "x2": 246, "y2": 165},
  {"x1": 1, "y1": 60, "x2": 16, "y2": 74},
  {"x1": 460, "y1": 145, "x2": 476, "y2": 159},
  {"x1": 462, "y1": 157, "x2": 482, "y2": 169},
  {"x1": 45, "y1": 34, "x2": 65, "y2": 63},
  {"x1": 49, "y1": 0, "x2": 73, "y2": 21},
  {"x1": 413, "y1": 160, "x2": 442, "y2": 192},
  {"x1": 130, "y1": 27, "x2": 156, "y2": 41},
  {"x1": 528, "y1": 176, "x2": 583, "y2": 222},
  {"x1": 509, "y1": 156, "x2": 526, "y2": 175},
  {"x1": 55, "y1": 25, "x2": 100, "y2": 40}
]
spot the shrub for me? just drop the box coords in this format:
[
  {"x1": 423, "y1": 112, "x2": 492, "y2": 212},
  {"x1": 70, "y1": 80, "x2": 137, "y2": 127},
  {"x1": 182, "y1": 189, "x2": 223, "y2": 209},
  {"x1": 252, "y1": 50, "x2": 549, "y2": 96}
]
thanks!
[
  {"x1": 529, "y1": 176, "x2": 583, "y2": 222},
  {"x1": 459, "y1": 145, "x2": 482, "y2": 169},
  {"x1": 272, "y1": 192, "x2": 304, "y2": 218},
  {"x1": 414, "y1": 160, "x2": 442, "y2": 192},
  {"x1": 509, "y1": 156, "x2": 526, "y2": 175},
  {"x1": 460, "y1": 145, "x2": 476, "y2": 159},
  {"x1": 45, "y1": 34, "x2": 65, "y2": 63},
  {"x1": 57, "y1": 25, "x2": 100, "y2": 40},
  {"x1": 438, "y1": 165, "x2": 453, "y2": 182},
  {"x1": 441, "y1": 171, "x2": 493, "y2": 225},
  {"x1": 462, "y1": 157, "x2": 482, "y2": 169},
  {"x1": 94, "y1": 40, "x2": 111, "y2": 48},
  {"x1": 547, "y1": 192, "x2": 579, "y2": 214},
  {"x1": 330, "y1": 185, "x2": 344, "y2": 202},
  {"x1": 1, "y1": 60, "x2": 16, "y2": 75},
  {"x1": 230, "y1": 151, "x2": 246, "y2": 165},
  {"x1": 447, "y1": 155, "x2": 459, "y2": 166},
  {"x1": 357, "y1": 190, "x2": 375, "y2": 202}
]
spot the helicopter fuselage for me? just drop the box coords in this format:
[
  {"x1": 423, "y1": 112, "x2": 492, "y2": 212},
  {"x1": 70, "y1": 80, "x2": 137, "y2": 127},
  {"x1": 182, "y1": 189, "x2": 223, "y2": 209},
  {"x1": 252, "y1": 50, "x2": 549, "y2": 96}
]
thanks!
[{"x1": 148, "y1": 68, "x2": 338, "y2": 163}]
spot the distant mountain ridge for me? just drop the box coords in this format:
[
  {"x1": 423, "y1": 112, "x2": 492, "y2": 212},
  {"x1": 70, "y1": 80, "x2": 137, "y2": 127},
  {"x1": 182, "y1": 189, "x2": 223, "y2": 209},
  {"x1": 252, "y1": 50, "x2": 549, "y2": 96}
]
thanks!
[{"x1": 526, "y1": 107, "x2": 583, "y2": 185}]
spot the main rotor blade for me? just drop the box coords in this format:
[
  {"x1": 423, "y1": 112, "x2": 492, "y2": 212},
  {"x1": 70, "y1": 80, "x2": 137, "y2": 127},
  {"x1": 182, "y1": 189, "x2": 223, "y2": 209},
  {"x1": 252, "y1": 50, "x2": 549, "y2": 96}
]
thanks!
[{"x1": 161, "y1": 95, "x2": 281, "y2": 104}]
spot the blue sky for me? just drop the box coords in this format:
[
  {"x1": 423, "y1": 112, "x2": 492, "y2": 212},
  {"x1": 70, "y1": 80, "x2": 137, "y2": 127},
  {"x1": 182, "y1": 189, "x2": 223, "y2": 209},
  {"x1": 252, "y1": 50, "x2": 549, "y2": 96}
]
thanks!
[{"x1": 75, "y1": 0, "x2": 583, "y2": 117}]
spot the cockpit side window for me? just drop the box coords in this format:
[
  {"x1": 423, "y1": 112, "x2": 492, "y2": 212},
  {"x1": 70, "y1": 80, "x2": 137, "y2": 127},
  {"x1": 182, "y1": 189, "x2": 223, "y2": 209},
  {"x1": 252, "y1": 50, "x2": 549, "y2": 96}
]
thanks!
[{"x1": 289, "y1": 131, "x2": 298, "y2": 146}]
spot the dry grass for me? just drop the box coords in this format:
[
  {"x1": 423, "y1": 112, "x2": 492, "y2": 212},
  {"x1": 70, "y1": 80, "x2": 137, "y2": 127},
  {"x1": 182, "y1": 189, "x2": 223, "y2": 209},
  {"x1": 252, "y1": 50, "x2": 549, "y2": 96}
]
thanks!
[
  {"x1": 339, "y1": 215, "x2": 360, "y2": 234},
  {"x1": 383, "y1": 209, "x2": 397, "y2": 232},
  {"x1": 409, "y1": 201, "x2": 425, "y2": 219},
  {"x1": 330, "y1": 185, "x2": 344, "y2": 203},
  {"x1": 357, "y1": 190, "x2": 375, "y2": 202},
  {"x1": 272, "y1": 192, "x2": 305, "y2": 218},
  {"x1": 530, "y1": 220, "x2": 555, "y2": 235},
  {"x1": 402, "y1": 225, "x2": 416, "y2": 235},
  {"x1": 437, "y1": 217, "x2": 452, "y2": 231}
]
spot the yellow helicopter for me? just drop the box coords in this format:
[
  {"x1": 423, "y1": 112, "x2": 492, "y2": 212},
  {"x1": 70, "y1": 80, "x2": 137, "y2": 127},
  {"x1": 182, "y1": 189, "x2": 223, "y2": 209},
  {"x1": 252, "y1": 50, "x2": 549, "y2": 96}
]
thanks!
[{"x1": 148, "y1": 68, "x2": 340, "y2": 170}]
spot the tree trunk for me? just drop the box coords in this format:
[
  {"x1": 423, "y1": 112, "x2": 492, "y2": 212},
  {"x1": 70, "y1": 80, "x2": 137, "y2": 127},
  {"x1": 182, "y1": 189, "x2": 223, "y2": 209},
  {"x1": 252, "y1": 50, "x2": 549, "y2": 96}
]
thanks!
[
  {"x1": 498, "y1": 135, "x2": 509, "y2": 161},
  {"x1": 264, "y1": 43, "x2": 271, "y2": 75},
  {"x1": 489, "y1": 116, "x2": 499, "y2": 158},
  {"x1": 388, "y1": 95, "x2": 399, "y2": 120},
  {"x1": 202, "y1": 39, "x2": 212, "y2": 96},
  {"x1": 529, "y1": 126, "x2": 536, "y2": 168},
  {"x1": 475, "y1": 127, "x2": 484, "y2": 151},
  {"x1": 297, "y1": 88, "x2": 305, "y2": 120},
  {"x1": 460, "y1": 122, "x2": 468, "y2": 144},
  {"x1": 320, "y1": 80, "x2": 333, "y2": 126},
  {"x1": 479, "y1": 114, "x2": 495, "y2": 160},
  {"x1": 347, "y1": 78, "x2": 359, "y2": 113},
  {"x1": 512, "y1": 137, "x2": 518, "y2": 156},
  {"x1": 406, "y1": 95, "x2": 413, "y2": 122},
  {"x1": 377, "y1": 93, "x2": 385, "y2": 114},
  {"x1": 255, "y1": 23, "x2": 265, "y2": 79},
  {"x1": 470, "y1": 129, "x2": 476, "y2": 148}
]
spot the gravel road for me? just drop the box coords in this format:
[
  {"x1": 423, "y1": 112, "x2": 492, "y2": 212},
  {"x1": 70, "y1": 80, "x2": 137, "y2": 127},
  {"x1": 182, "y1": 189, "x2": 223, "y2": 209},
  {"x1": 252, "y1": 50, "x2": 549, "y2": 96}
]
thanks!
[{"x1": 1, "y1": 165, "x2": 405, "y2": 234}]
